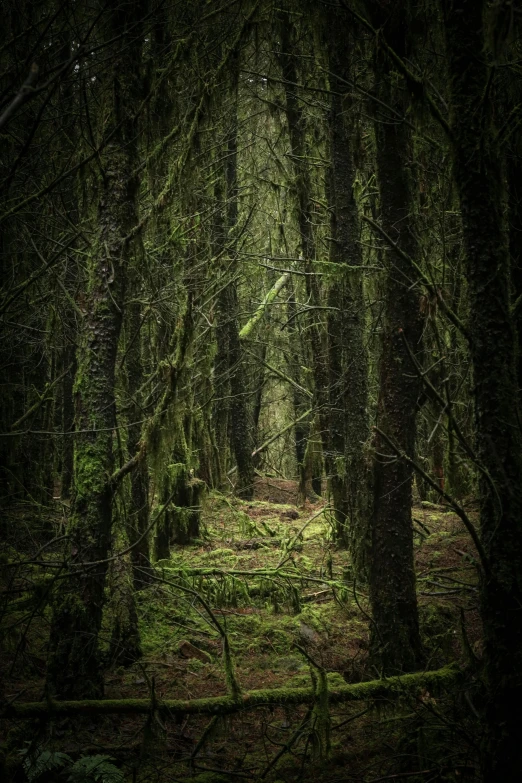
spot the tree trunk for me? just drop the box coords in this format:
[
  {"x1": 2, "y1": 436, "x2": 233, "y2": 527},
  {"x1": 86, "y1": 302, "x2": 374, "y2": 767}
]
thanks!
[
  {"x1": 286, "y1": 287, "x2": 312, "y2": 499},
  {"x1": 61, "y1": 345, "x2": 76, "y2": 500},
  {"x1": 368, "y1": 2, "x2": 424, "y2": 675},
  {"x1": 508, "y1": 142, "x2": 522, "y2": 399},
  {"x1": 125, "y1": 298, "x2": 151, "y2": 589},
  {"x1": 214, "y1": 56, "x2": 254, "y2": 500},
  {"x1": 47, "y1": 0, "x2": 145, "y2": 699},
  {"x1": 442, "y1": 1, "x2": 522, "y2": 776},
  {"x1": 279, "y1": 13, "x2": 328, "y2": 501},
  {"x1": 325, "y1": 12, "x2": 370, "y2": 572}
]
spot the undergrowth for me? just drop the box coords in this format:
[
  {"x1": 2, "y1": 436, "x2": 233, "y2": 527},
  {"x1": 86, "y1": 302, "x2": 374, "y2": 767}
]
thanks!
[{"x1": 0, "y1": 482, "x2": 482, "y2": 782}]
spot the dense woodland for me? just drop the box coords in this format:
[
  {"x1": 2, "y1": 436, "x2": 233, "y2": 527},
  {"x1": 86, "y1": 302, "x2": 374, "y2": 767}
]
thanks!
[{"x1": 1, "y1": 1, "x2": 522, "y2": 781}]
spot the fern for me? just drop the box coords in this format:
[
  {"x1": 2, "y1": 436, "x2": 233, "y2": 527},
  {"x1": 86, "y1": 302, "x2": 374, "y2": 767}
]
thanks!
[
  {"x1": 68, "y1": 755, "x2": 124, "y2": 783},
  {"x1": 21, "y1": 749, "x2": 72, "y2": 781}
]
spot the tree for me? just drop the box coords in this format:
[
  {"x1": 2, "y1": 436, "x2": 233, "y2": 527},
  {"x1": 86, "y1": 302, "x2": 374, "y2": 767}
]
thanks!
[
  {"x1": 441, "y1": 0, "x2": 522, "y2": 776},
  {"x1": 364, "y1": 0, "x2": 425, "y2": 674},
  {"x1": 47, "y1": 0, "x2": 147, "y2": 699},
  {"x1": 323, "y1": 7, "x2": 370, "y2": 569},
  {"x1": 2, "y1": 1, "x2": 522, "y2": 773},
  {"x1": 279, "y1": 6, "x2": 328, "y2": 501}
]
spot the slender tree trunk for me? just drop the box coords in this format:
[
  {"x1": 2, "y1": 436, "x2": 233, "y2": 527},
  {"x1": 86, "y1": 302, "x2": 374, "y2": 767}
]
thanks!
[
  {"x1": 47, "y1": 0, "x2": 145, "y2": 699},
  {"x1": 442, "y1": 1, "x2": 522, "y2": 776},
  {"x1": 61, "y1": 345, "x2": 76, "y2": 500},
  {"x1": 279, "y1": 13, "x2": 328, "y2": 500},
  {"x1": 286, "y1": 287, "x2": 311, "y2": 498},
  {"x1": 125, "y1": 298, "x2": 151, "y2": 589},
  {"x1": 325, "y1": 13, "x2": 370, "y2": 571},
  {"x1": 215, "y1": 57, "x2": 254, "y2": 500},
  {"x1": 212, "y1": 172, "x2": 231, "y2": 485},
  {"x1": 251, "y1": 342, "x2": 266, "y2": 468},
  {"x1": 508, "y1": 147, "x2": 522, "y2": 399},
  {"x1": 368, "y1": 3, "x2": 424, "y2": 674}
]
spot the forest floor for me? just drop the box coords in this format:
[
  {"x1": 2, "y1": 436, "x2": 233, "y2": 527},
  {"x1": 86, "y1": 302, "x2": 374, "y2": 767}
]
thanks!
[{"x1": 1, "y1": 478, "x2": 482, "y2": 782}]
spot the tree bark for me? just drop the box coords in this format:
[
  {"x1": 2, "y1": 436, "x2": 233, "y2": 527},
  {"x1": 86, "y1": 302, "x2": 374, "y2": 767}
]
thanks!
[
  {"x1": 325, "y1": 11, "x2": 370, "y2": 571},
  {"x1": 124, "y1": 298, "x2": 151, "y2": 588},
  {"x1": 46, "y1": 0, "x2": 145, "y2": 699},
  {"x1": 214, "y1": 54, "x2": 254, "y2": 500},
  {"x1": 279, "y1": 12, "x2": 327, "y2": 502},
  {"x1": 368, "y1": 1, "x2": 424, "y2": 675},
  {"x1": 441, "y1": 1, "x2": 522, "y2": 776}
]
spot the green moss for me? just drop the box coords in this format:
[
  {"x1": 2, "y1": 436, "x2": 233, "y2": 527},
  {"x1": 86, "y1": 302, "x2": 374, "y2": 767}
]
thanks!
[
  {"x1": 288, "y1": 670, "x2": 345, "y2": 688},
  {"x1": 419, "y1": 603, "x2": 457, "y2": 662},
  {"x1": 187, "y1": 659, "x2": 208, "y2": 672},
  {"x1": 200, "y1": 548, "x2": 237, "y2": 562},
  {"x1": 334, "y1": 454, "x2": 346, "y2": 479},
  {"x1": 74, "y1": 443, "x2": 107, "y2": 498},
  {"x1": 275, "y1": 655, "x2": 305, "y2": 672},
  {"x1": 4, "y1": 664, "x2": 461, "y2": 720}
]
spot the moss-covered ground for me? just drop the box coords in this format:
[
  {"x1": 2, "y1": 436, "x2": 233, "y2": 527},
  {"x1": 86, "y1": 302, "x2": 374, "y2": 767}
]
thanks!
[{"x1": 0, "y1": 479, "x2": 482, "y2": 781}]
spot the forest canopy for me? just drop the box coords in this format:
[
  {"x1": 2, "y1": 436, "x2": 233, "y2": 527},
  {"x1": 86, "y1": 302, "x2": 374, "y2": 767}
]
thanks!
[{"x1": 1, "y1": 1, "x2": 521, "y2": 782}]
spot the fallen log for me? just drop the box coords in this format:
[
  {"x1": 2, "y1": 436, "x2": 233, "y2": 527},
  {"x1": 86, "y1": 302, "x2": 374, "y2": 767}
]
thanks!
[{"x1": 1, "y1": 664, "x2": 460, "y2": 720}]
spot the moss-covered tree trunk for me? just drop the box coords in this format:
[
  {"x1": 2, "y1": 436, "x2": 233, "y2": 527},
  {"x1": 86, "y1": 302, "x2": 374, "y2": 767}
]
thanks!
[
  {"x1": 442, "y1": 1, "x2": 522, "y2": 776},
  {"x1": 325, "y1": 12, "x2": 370, "y2": 570},
  {"x1": 368, "y1": 2, "x2": 424, "y2": 675},
  {"x1": 211, "y1": 159, "x2": 231, "y2": 486},
  {"x1": 125, "y1": 297, "x2": 151, "y2": 589},
  {"x1": 46, "y1": 0, "x2": 145, "y2": 699},
  {"x1": 214, "y1": 54, "x2": 254, "y2": 500},
  {"x1": 279, "y1": 12, "x2": 327, "y2": 502},
  {"x1": 286, "y1": 286, "x2": 312, "y2": 496},
  {"x1": 61, "y1": 345, "x2": 76, "y2": 500}
]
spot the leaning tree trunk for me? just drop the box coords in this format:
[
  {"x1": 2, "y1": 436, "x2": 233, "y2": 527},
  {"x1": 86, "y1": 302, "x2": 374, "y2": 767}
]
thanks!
[
  {"x1": 368, "y1": 3, "x2": 424, "y2": 675},
  {"x1": 442, "y1": 1, "x2": 522, "y2": 777},
  {"x1": 46, "y1": 0, "x2": 144, "y2": 699}
]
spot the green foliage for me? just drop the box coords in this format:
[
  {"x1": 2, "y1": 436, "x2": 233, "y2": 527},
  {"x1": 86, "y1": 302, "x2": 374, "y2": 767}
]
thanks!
[
  {"x1": 20, "y1": 749, "x2": 123, "y2": 783},
  {"x1": 419, "y1": 603, "x2": 456, "y2": 664},
  {"x1": 288, "y1": 670, "x2": 345, "y2": 688},
  {"x1": 21, "y1": 748, "x2": 72, "y2": 781},
  {"x1": 67, "y1": 755, "x2": 124, "y2": 783}
]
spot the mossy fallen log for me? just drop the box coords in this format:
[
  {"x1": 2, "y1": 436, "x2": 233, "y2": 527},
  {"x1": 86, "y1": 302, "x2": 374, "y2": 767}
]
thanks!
[{"x1": 2, "y1": 664, "x2": 460, "y2": 720}]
